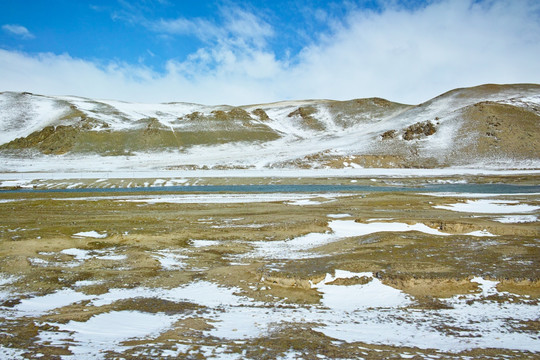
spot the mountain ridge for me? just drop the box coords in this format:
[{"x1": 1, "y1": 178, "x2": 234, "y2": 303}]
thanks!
[{"x1": 0, "y1": 83, "x2": 539, "y2": 171}]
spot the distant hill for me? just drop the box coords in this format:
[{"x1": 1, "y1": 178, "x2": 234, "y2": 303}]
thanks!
[{"x1": 0, "y1": 84, "x2": 539, "y2": 171}]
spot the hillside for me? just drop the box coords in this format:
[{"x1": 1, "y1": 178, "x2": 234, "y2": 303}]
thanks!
[{"x1": 0, "y1": 84, "x2": 539, "y2": 172}]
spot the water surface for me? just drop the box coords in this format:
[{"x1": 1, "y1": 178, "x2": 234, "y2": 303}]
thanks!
[{"x1": 4, "y1": 183, "x2": 540, "y2": 194}]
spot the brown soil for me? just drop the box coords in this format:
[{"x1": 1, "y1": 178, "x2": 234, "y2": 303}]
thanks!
[
  {"x1": 0, "y1": 177, "x2": 538, "y2": 358},
  {"x1": 459, "y1": 101, "x2": 540, "y2": 161}
]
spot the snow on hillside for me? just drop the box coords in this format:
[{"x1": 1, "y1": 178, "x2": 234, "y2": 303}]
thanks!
[
  {"x1": 56, "y1": 95, "x2": 206, "y2": 131},
  {"x1": 0, "y1": 92, "x2": 69, "y2": 145},
  {"x1": 0, "y1": 84, "x2": 539, "y2": 173}
]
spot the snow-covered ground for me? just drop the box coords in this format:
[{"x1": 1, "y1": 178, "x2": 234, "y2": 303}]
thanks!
[
  {"x1": 244, "y1": 220, "x2": 450, "y2": 260},
  {"x1": 2, "y1": 270, "x2": 538, "y2": 358},
  {"x1": 72, "y1": 230, "x2": 108, "y2": 238},
  {"x1": 119, "y1": 193, "x2": 350, "y2": 204},
  {"x1": 434, "y1": 199, "x2": 540, "y2": 214}
]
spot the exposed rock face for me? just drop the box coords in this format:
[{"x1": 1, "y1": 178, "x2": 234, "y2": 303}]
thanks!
[
  {"x1": 144, "y1": 118, "x2": 163, "y2": 134},
  {"x1": 1, "y1": 125, "x2": 78, "y2": 155},
  {"x1": 287, "y1": 106, "x2": 326, "y2": 131},
  {"x1": 287, "y1": 106, "x2": 316, "y2": 119},
  {"x1": 252, "y1": 108, "x2": 270, "y2": 121},
  {"x1": 403, "y1": 121, "x2": 437, "y2": 140},
  {"x1": 381, "y1": 130, "x2": 397, "y2": 140},
  {"x1": 210, "y1": 107, "x2": 252, "y2": 121}
]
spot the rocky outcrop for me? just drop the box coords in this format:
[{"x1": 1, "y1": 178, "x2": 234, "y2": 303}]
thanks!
[
  {"x1": 403, "y1": 121, "x2": 437, "y2": 140},
  {"x1": 381, "y1": 130, "x2": 397, "y2": 140},
  {"x1": 252, "y1": 108, "x2": 270, "y2": 121},
  {"x1": 1, "y1": 125, "x2": 79, "y2": 155},
  {"x1": 287, "y1": 106, "x2": 325, "y2": 131}
]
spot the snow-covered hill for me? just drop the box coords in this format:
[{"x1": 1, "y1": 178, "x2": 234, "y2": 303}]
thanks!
[{"x1": 0, "y1": 84, "x2": 538, "y2": 172}]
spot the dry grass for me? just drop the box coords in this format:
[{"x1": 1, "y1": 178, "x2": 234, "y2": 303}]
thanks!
[{"x1": 0, "y1": 179, "x2": 538, "y2": 358}]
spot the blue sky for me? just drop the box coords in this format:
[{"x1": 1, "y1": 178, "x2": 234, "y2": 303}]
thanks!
[
  {"x1": 1, "y1": 1, "x2": 381, "y2": 70},
  {"x1": 1, "y1": 0, "x2": 539, "y2": 105}
]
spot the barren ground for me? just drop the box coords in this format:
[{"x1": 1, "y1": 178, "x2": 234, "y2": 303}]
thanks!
[{"x1": 0, "y1": 175, "x2": 539, "y2": 359}]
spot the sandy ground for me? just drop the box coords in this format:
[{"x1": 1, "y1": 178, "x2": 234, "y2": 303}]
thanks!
[{"x1": 0, "y1": 176, "x2": 539, "y2": 359}]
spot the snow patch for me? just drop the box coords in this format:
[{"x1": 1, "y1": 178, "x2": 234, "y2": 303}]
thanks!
[
  {"x1": 60, "y1": 248, "x2": 126, "y2": 266},
  {"x1": 434, "y1": 200, "x2": 539, "y2": 214},
  {"x1": 465, "y1": 230, "x2": 497, "y2": 237},
  {"x1": 120, "y1": 193, "x2": 349, "y2": 204},
  {"x1": 90, "y1": 281, "x2": 250, "y2": 308},
  {"x1": 72, "y1": 231, "x2": 108, "y2": 239},
  {"x1": 3, "y1": 275, "x2": 539, "y2": 355},
  {"x1": 0, "y1": 274, "x2": 18, "y2": 286},
  {"x1": 327, "y1": 214, "x2": 351, "y2": 218},
  {"x1": 246, "y1": 220, "x2": 449, "y2": 259},
  {"x1": 13, "y1": 289, "x2": 94, "y2": 316},
  {"x1": 48, "y1": 311, "x2": 182, "y2": 359},
  {"x1": 286, "y1": 199, "x2": 323, "y2": 205},
  {"x1": 74, "y1": 280, "x2": 104, "y2": 287},
  {"x1": 191, "y1": 240, "x2": 221, "y2": 248},
  {"x1": 0, "y1": 346, "x2": 25, "y2": 360},
  {"x1": 493, "y1": 215, "x2": 538, "y2": 223},
  {"x1": 152, "y1": 250, "x2": 187, "y2": 270},
  {"x1": 0, "y1": 179, "x2": 33, "y2": 188},
  {"x1": 312, "y1": 270, "x2": 412, "y2": 310},
  {"x1": 61, "y1": 248, "x2": 92, "y2": 261}
]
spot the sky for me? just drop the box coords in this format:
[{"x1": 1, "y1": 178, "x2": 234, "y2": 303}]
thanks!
[{"x1": 1, "y1": 0, "x2": 539, "y2": 105}]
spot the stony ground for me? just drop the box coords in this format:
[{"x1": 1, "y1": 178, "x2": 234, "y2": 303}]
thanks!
[{"x1": 0, "y1": 176, "x2": 539, "y2": 359}]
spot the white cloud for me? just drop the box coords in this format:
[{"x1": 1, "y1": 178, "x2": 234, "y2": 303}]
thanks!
[
  {"x1": 285, "y1": 0, "x2": 540, "y2": 102},
  {"x1": 151, "y1": 5, "x2": 274, "y2": 49},
  {"x1": 2, "y1": 24, "x2": 35, "y2": 39},
  {"x1": 0, "y1": 0, "x2": 539, "y2": 105},
  {"x1": 152, "y1": 17, "x2": 219, "y2": 40}
]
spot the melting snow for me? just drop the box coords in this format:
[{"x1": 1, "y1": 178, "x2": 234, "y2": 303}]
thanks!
[
  {"x1": 434, "y1": 200, "x2": 539, "y2": 213},
  {"x1": 493, "y1": 215, "x2": 538, "y2": 223},
  {"x1": 72, "y1": 231, "x2": 108, "y2": 239},
  {"x1": 120, "y1": 193, "x2": 349, "y2": 204},
  {"x1": 465, "y1": 230, "x2": 497, "y2": 237},
  {"x1": 191, "y1": 240, "x2": 221, "y2": 247},
  {"x1": 1, "y1": 273, "x2": 538, "y2": 356},
  {"x1": 61, "y1": 248, "x2": 93, "y2": 261},
  {"x1": 152, "y1": 249, "x2": 187, "y2": 270},
  {"x1": 0, "y1": 346, "x2": 25, "y2": 360},
  {"x1": 327, "y1": 213, "x2": 351, "y2": 218},
  {"x1": 285, "y1": 199, "x2": 325, "y2": 205},
  {"x1": 247, "y1": 220, "x2": 449, "y2": 259},
  {"x1": 74, "y1": 280, "x2": 104, "y2": 287},
  {"x1": 0, "y1": 274, "x2": 18, "y2": 286},
  {"x1": 311, "y1": 275, "x2": 540, "y2": 352},
  {"x1": 59, "y1": 248, "x2": 126, "y2": 266},
  {"x1": 89, "y1": 281, "x2": 249, "y2": 308},
  {"x1": 13, "y1": 289, "x2": 94, "y2": 316},
  {"x1": 0, "y1": 179, "x2": 33, "y2": 188},
  {"x1": 312, "y1": 270, "x2": 412, "y2": 310},
  {"x1": 46, "y1": 311, "x2": 182, "y2": 359}
]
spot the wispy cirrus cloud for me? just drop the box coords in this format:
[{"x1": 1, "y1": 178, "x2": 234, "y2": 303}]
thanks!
[
  {"x1": 151, "y1": 16, "x2": 220, "y2": 41},
  {"x1": 147, "y1": 5, "x2": 281, "y2": 86},
  {"x1": 150, "y1": 6, "x2": 274, "y2": 49},
  {"x1": 2, "y1": 24, "x2": 34, "y2": 39}
]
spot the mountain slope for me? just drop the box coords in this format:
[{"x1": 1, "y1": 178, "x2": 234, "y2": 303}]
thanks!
[{"x1": 0, "y1": 84, "x2": 538, "y2": 171}]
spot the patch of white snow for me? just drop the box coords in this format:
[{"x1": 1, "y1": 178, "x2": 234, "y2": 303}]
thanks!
[
  {"x1": 72, "y1": 231, "x2": 108, "y2": 239},
  {"x1": 434, "y1": 200, "x2": 539, "y2": 214}
]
